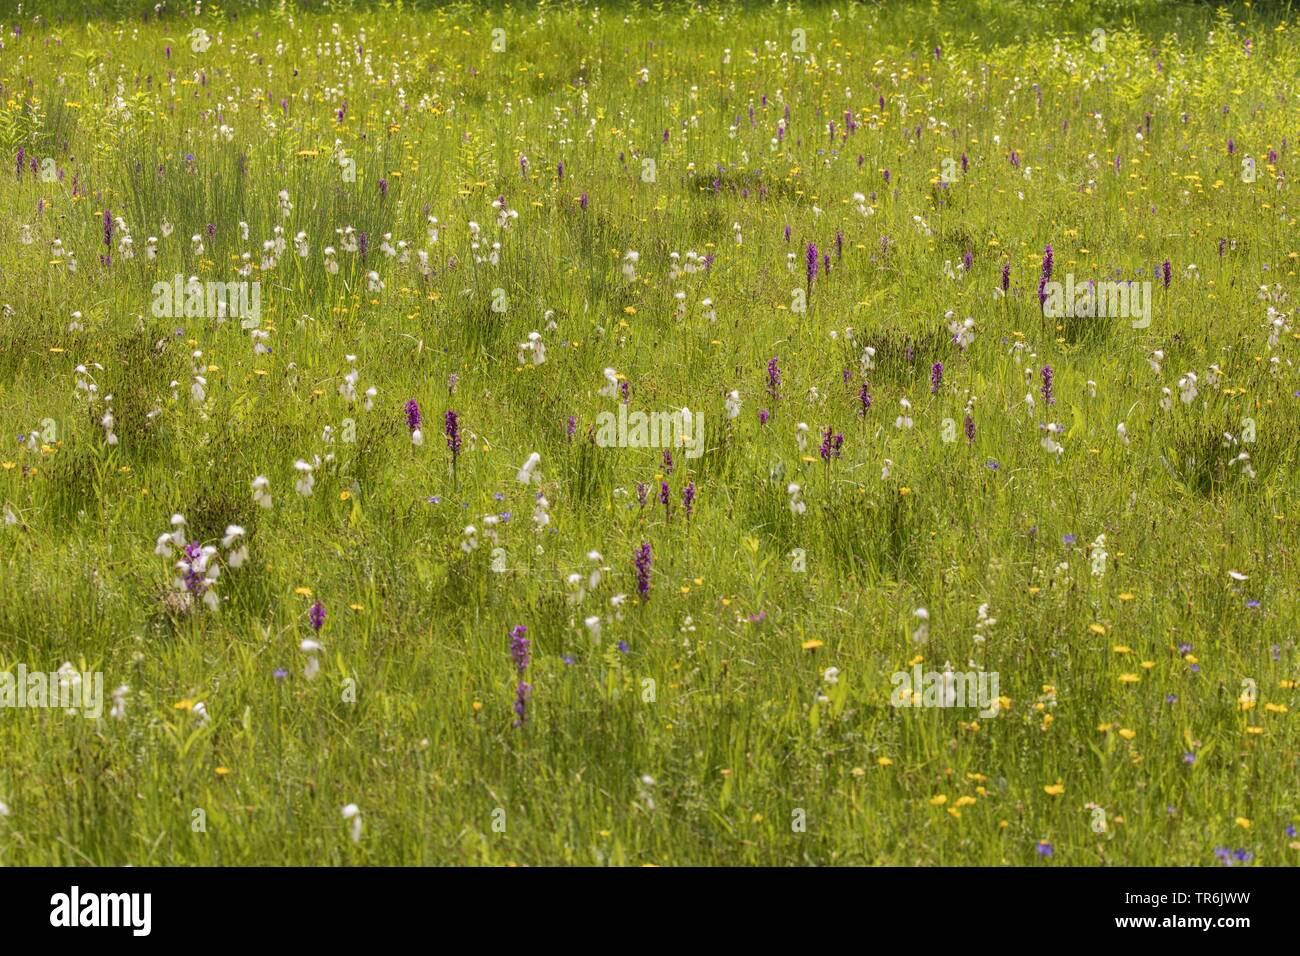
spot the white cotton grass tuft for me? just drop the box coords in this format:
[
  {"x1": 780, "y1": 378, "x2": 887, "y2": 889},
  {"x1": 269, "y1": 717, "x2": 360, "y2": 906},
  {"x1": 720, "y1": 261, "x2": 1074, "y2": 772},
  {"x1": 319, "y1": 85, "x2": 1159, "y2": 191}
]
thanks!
[
  {"x1": 912, "y1": 608, "x2": 930, "y2": 645},
  {"x1": 251, "y1": 475, "x2": 273, "y2": 509},
  {"x1": 516, "y1": 452, "x2": 541, "y2": 484},
  {"x1": 517, "y1": 331, "x2": 546, "y2": 366},
  {"x1": 300, "y1": 638, "x2": 323, "y2": 680},
  {"x1": 724, "y1": 390, "x2": 741, "y2": 420},
  {"x1": 294, "y1": 460, "x2": 315, "y2": 496},
  {"x1": 110, "y1": 685, "x2": 129, "y2": 720},
  {"x1": 222, "y1": 526, "x2": 248, "y2": 567},
  {"x1": 342, "y1": 803, "x2": 362, "y2": 842}
]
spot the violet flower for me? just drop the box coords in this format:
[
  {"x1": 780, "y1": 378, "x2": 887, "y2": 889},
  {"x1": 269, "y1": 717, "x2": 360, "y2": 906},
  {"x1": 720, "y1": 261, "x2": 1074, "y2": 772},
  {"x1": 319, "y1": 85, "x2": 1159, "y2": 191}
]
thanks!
[
  {"x1": 444, "y1": 409, "x2": 462, "y2": 467},
  {"x1": 635, "y1": 542, "x2": 652, "y2": 599},
  {"x1": 1038, "y1": 244, "x2": 1053, "y2": 306},
  {"x1": 513, "y1": 681, "x2": 531, "y2": 727},
  {"x1": 858, "y1": 380, "x2": 873, "y2": 416},
  {"x1": 510, "y1": 624, "x2": 531, "y2": 675},
  {"x1": 819, "y1": 427, "x2": 844, "y2": 461}
]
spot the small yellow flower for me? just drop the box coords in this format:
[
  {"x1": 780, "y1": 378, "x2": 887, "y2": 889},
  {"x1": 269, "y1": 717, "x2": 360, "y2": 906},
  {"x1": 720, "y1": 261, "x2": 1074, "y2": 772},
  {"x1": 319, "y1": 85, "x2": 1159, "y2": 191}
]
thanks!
[
  {"x1": 1118, "y1": 728, "x2": 1137, "y2": 741},
  {"x1": 1119, "y1": 673, "x2": 1141, "y2": 684},
  {"x1": 801, "y1": 639, "x2": 824, "y2": 651},
  {"x1": 215, "y1": 767, "x2": 230, "y2": 776},
  {"x1": 877, "y1": 757, "x2": 893, "y2": 767},
  {"x1": 1089, "y1": 623, "x2": 1107, "y2": 635},
  {"x1": 930, "y1": 794, "x2": 948, "y2": 806},
  {"x1": 294, "y1": 587, "x2": 313, "y2": 597},
  {"x1": 1044, "y1": 781, "x2": 1065, "y2": 796},
  {"x1": 1235, "y1": 817, "x2": 1252, "y2": 829}
]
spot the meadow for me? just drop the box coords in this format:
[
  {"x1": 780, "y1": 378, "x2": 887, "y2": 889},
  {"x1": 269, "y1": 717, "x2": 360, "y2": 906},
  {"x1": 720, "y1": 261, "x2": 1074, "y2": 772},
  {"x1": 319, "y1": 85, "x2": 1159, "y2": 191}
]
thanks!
[{"x1": 0, "y1": 0, "x2": 1297, "y2": 866}]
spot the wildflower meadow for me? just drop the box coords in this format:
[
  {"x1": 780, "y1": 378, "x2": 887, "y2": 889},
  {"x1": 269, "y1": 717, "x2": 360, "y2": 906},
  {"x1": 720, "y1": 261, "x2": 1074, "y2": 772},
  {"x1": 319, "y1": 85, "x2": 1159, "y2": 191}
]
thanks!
[{"x1": 0, "y1": 0, "x2": 1297, "y2": 868}]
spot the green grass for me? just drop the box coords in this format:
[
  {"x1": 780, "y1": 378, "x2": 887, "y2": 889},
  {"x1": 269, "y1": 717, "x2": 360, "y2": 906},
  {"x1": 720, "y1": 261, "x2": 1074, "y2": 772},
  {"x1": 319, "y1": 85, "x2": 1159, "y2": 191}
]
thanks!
[{"x1": 0, "y1": 0, "x2": 1297, "y2": 866}]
